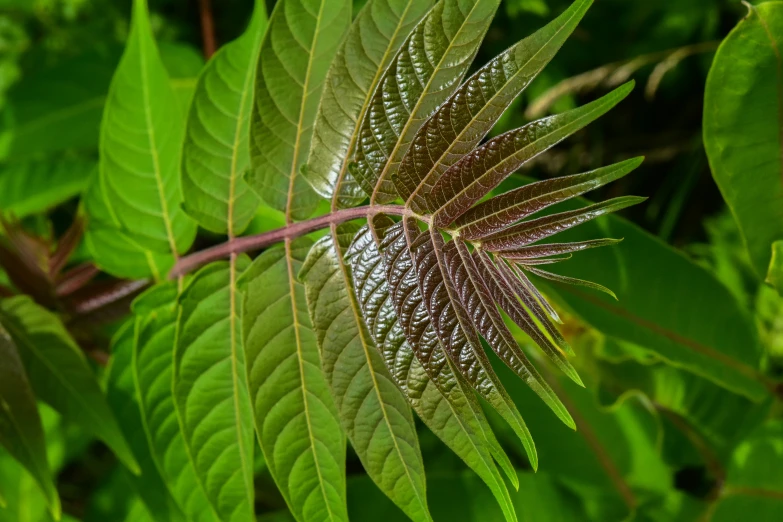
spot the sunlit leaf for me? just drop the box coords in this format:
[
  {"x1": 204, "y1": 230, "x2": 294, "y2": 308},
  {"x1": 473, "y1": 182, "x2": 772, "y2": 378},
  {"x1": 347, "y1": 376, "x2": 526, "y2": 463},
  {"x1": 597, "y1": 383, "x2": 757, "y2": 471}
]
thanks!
[
  {"x1": 356, "y1": 221, "x2": 517, "y2": 521},
  {"x1": 174, "y1": 261, "x2": 255, "y2": 521},
  {"x1": 131, "y1": 283, "x2": 217, "y2": 522},
  {"x1": 429, "y1": 82, "x2": 634, "y2": 226},
  {"x1": 306, "y1": 0, "x2": 434, "y2": 207},
  {"x1": 180, "y1": 1, "x2": 267, "y2": 235},
  {"x1": 99, "y1": 0, "x2": 196, "y2": 254},
  {"x1": 241, "y1": 239, "x2": 348, "y2": 522},
  {"x1": 398, "y1": 0, "x2": 593, "y2": 212},
  {"x1": 300, "y1": 225, "x2": 430, "y2": 521},
  {"x1": 106, "y1": 322, "x2": 185, "y2": 522},
  {"x1": 352, "y1": 0, "x2": 502, "y2": 203},
  {"x1": 248, "y1": 0, "x2": 352, "y2": 221}
]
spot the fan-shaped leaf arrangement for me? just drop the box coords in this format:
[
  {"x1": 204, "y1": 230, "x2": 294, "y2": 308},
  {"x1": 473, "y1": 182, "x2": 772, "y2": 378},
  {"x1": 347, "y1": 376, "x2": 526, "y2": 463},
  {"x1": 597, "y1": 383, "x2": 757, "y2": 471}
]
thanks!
[
  {"x1": 89, "y1": 1, "x2": 644, "y2": 521},
  {"x1": 294, "y1": 0, "x2": 642, "y2": 519}
]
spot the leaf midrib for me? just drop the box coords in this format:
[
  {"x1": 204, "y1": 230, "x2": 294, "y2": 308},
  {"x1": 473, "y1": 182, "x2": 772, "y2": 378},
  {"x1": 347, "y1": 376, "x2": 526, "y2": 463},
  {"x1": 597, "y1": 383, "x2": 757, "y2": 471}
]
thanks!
[
  {"x1": 285, "y1": 238, "x2": 337, "y2": 521},
  {"x1": 137, "y1": 18, "x2": 179, "y2": 257},
  {"x1": 330, "y1": 225, "x2": 429, "y2": 518}
]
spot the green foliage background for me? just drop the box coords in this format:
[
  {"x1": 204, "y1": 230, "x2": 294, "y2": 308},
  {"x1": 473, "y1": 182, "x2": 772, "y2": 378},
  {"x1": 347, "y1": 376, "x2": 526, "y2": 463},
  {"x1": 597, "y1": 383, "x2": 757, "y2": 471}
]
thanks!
[{"x1": 0, "y1": 0, "x2": 782, "y2": 521}]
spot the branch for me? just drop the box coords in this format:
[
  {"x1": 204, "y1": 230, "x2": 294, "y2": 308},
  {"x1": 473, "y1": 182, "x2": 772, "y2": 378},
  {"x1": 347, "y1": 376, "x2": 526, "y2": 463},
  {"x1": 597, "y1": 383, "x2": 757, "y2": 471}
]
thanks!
[
  {"x1": 169, "y1": 204, "x2": 413, "y2": 278},
  {"x1": 198, "y1": 0, "x2": 217, "y2": 59}
]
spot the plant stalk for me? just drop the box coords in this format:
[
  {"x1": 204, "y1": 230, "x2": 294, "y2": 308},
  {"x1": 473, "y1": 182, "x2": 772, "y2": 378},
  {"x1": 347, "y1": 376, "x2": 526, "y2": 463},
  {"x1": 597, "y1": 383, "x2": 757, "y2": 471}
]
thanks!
[{"x1": 169, "y1": 204, "x2": 411, "y2": 278}]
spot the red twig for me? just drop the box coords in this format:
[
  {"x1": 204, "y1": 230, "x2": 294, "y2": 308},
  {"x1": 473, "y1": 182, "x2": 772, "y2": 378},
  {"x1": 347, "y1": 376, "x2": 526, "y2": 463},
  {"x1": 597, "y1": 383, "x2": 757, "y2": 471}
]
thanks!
[
  {"x1": 169, "y1": 205, "x2": 415, "y2": 278},
  {"x1": 199, "y1": 0, "x2": 217, "y2": 59}
]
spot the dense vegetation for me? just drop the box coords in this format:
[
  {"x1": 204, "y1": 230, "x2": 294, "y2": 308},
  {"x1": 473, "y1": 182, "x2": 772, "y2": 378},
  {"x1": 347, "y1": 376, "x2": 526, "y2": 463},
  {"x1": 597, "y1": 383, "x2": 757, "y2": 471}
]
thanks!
[{"x1": 0, "y1": 1, "x2": 781, "y2": 521}]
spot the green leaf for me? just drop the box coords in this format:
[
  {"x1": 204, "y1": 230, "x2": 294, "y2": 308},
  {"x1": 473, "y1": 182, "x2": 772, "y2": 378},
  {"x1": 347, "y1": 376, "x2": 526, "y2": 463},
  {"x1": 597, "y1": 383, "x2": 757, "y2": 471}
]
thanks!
[
  {"x1": 767, "y1": 240, "x2": 783, "y2": 296},
  {"x1": 100, "y1": 0, "x2": 196, "y2": 254},
  {"x1": 711, "y1": 422, "x2": 783, "y2": 521},
  {"x1": 525, "y1": 187, "x2": 768, "y2": 400},
  {"x1": 398, "y1": 0, "x2": 593, "y2": 212},
  {"x1": 3, "y1": 48, "x2": 120, "y2": 160},
  {"x1": 300, "y1": 225, "x2": 430, "y2": 522},
  {"x1": 241, "y1": 239, "x2": 348, "y2": 522},
  {"x1": 0, "y1": 295, "x2": 139, "y2": 474},
  {"x1": 594, "y1": 350, "x2": 769, "y2": 460},
  {"x1": 248, "y1": 0, "x2": 352, "y2": 221},
  {"x1": 496, "y1": 360, "x2": 669, "y2": 521},
  {"x1": 0, "y1": 158, "x2": 95, "y2": 218},
  {"x1": 106, "y1": 322, "x2": 185, "y2": 522},
  {"x1": 305, "y1": 0, "x2": 434, "y2": 206},
  {"x1": 180, "y1": 1, "x2": 267, "y2": 235},
  {"x1": 83, "y1": 168, "x2": 173, "y2": 280},
  {"x1": 367, "y1": 220, "x2": 517, "y2": 521},
  {"x1": 704, "y1": 1, "x2": 783, "y2": 277},
  {"x1": 353, "y1": 0, "x2": 502, "y2": 203},
  {"x1": 0, "y1": 325, "x2": 59, "y2": 519},
  {"x1": 173, "y1": 260, "x2": 255, "y2": 522},
  {"x1": 131, "y1": 283, "x2": 218, "y2": 522}
]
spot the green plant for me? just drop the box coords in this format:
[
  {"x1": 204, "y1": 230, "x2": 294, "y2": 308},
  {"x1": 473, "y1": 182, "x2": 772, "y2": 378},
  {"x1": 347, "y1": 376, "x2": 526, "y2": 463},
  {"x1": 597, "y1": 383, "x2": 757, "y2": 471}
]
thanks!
[{"x1": 1, "y1": 0, "x2": 782, "y2": 521}]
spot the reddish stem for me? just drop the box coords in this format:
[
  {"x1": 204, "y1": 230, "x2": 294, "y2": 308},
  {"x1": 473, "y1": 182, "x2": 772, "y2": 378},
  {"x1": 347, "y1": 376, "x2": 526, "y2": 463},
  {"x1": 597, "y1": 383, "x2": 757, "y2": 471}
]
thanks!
[
  {"x1": 198, "y1": 0, "x2": 217, "y2": 59},
  {"x1": 169, "y1": 205, "x2": 411, "y2": 278}
]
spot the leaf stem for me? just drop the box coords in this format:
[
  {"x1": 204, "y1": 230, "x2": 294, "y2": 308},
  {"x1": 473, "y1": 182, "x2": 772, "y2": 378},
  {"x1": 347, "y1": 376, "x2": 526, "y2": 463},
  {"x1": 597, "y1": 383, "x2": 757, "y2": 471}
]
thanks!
[{"x1": 169, "y1": 204, "x2": 412, "y2": 278}]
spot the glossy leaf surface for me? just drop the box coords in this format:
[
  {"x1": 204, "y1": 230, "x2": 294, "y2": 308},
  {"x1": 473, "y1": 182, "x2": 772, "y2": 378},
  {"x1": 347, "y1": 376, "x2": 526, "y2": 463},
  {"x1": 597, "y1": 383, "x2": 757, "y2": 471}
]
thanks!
[
  {"x1": 351, "y1": 0, "x2": 501, "y2": 203},
  {"x1": 306, "y1": 0, "x2": 434, "y2": 206},
  {"x1": 249, "y1": 0, "x2": 352, "y2": 221},
  {"x1": 429, "y1": 82, "x2": 634, "y2": 226},
  {"x1": 398, "y1": 0, "x2": 593, "y2": 212},
  {"x1": 300, "y1": 225, "x2": 430, "y2": 522}
]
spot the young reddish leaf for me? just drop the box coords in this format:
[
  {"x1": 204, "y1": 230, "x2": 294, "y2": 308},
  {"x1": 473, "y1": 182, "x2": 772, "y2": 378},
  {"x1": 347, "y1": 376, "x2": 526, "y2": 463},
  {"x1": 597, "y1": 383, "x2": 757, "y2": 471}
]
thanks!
[
  {"x1": 500, "y1": 238, "x2": 623, "y2": 260},
  {"x1": 398, "y1": 0, "x2": 594, "y2": 212},
  {"x1": 480, "y1": 196, "x2": 645, "y2": 251},
  {"x1": 351, "y1": 0, "x2": 501, "y2": 203},
  {"x1": 446, "y1": 239, "x2": 574, "y2": 433},
  {"x1": 429, "y1": 82, "x2": 635, "y2": 228},
  {"x1": 475, "y1": 250, "x2": 583, "y2": 388},
  {"x1": 454, "y1": 157, "x2": 643, "y2": 240},
  {"x1": 526, "y1": 265, "x2": 618, "y2": 300},
  {"x1": 370, "y1": 219, "x2": 521, "y2": 505},
  {"x1": 400, "y1": 218, "x2": 537, "y2": 461}
]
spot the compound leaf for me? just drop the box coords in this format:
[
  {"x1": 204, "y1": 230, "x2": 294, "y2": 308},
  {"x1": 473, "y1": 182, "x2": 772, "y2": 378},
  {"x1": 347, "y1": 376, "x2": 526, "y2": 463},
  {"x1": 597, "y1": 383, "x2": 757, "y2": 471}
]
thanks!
[{"x1": 300, "y1": 225, "x2": 430, "y2": 522}]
